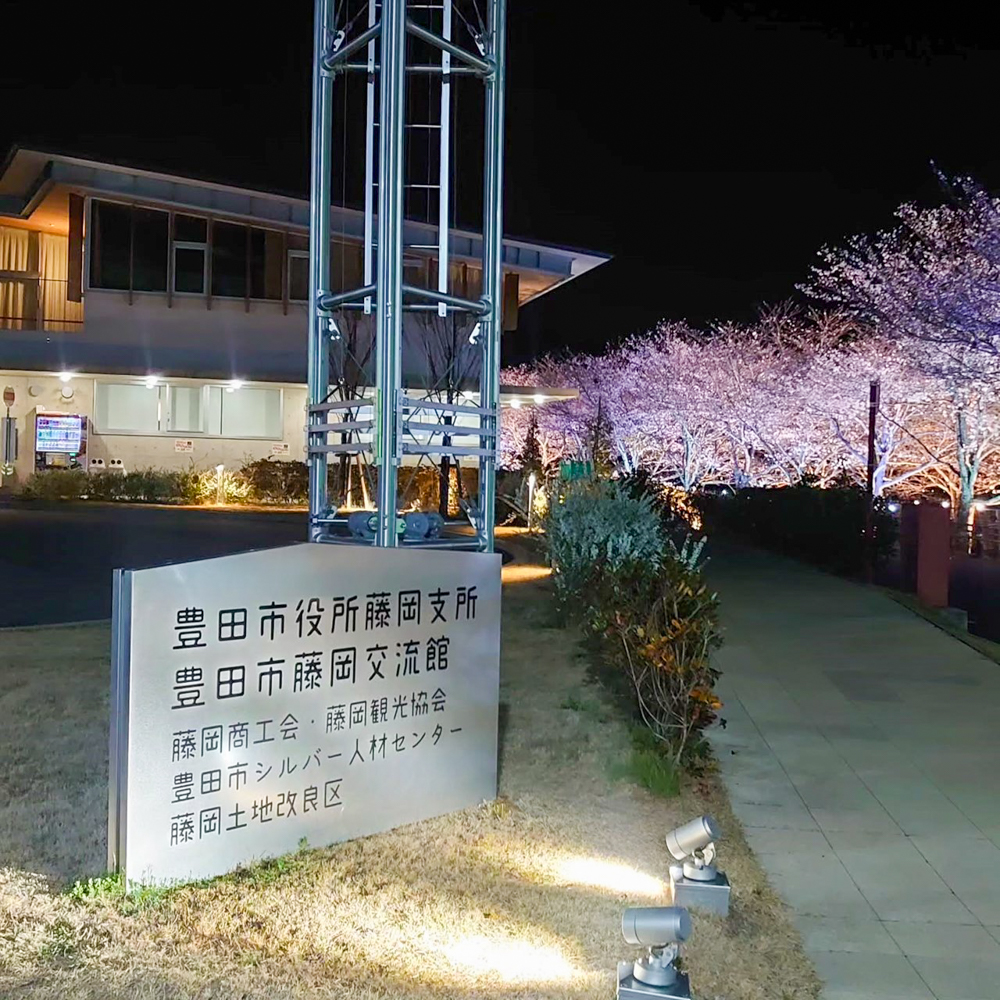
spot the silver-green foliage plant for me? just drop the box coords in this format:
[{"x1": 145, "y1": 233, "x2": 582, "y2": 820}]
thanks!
[{"x1": 544, "y1": 479, "x2": 665, "y2": 605}]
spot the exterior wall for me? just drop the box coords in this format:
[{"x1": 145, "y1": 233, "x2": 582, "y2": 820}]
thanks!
[{"x1": 0, "y1": 370, "x2": 307, "y2": 488}]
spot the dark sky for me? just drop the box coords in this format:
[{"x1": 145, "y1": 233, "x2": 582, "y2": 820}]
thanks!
[{"x1": 3, "y1": 1, "x2": 999, "y2": 360}]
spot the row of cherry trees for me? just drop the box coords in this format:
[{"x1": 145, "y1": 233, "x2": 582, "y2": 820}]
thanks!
[{"x1": 501, "y1": 177, "x2": 1000, "y2": 520}]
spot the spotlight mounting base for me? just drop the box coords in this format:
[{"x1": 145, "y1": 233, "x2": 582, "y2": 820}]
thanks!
[
  {"x1": 617, "y1": 961, "x2": 691, "y2": 1000},
  {"x1": 670, "y1": 868, "x2": 731, "y2": 917}
]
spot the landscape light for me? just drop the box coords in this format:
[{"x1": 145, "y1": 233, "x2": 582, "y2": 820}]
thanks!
[
  {"x1": 888, "y1": 502, "x2": 900, "y2": 513},
  {"x1": 617, "y1": 906, "x2": 692, "y2": 997},
  {"x1": 665, "y1": 815, "x2": 721, "y2": 880},
  {"x1": 510, "y1": 398, "x2": 521, "y2": 409},
  {"x1": 664, "y1": 815, "x2": 730, "y2": 916},
  {"x1": 913, "y1": 499, "x2": 921, "y2": 505},
  {"x1": 941, "y1": 500, "x2": 950, "y2": 509}
]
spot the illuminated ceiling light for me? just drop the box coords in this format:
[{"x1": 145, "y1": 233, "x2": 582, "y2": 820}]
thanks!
[
  {"x1": 913, "y1": 499, "x2": 921, "y2": 506},
  {"x1": 58, "y1": 371, "x2": 74, "y2": 383},
  {"x1": 975, "y1": 502, "x2": 986, "y2": 512},
  {"x1": 226, "y1": 379, "x2": 244, "y2": 393},
  {"x1": 509, "y1": 398, "x2": 521, "y2": 409},
  {"x1": 533, "y1": 394, "x2": 545, "y2": 405},
  {"x1": 888, "y1": 502, "x2": 901, "y2": 513},
  {"x1": 143, "y1": 375, "x2": 159, "y2": 389},
  {"x1": 941, "y1": 500, "x2": 950, "y2": 509}
]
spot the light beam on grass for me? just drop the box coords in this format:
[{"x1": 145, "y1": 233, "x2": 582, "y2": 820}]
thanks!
[
  {"x1": 476, "y1": 841, "x2": 666, "y2": 899},
  {"x1": 501, "y1": 564, "x2": 552, "y2": 584},
  {"x1": 442, "y1": 933, "x2": 579, "y2": 984},
  {"x1": 555, "y1": 856, "x2": 666, "y2": 897}
]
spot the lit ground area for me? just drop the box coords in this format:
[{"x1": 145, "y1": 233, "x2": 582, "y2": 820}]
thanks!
[{"x1": 0, "y1": 539, "x2": 819, "y2": 1000}]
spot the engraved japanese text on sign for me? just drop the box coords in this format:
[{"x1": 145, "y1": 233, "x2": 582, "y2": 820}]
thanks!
[{"x1": 111, "y1": 544, "x2": 501, "y2": 884}]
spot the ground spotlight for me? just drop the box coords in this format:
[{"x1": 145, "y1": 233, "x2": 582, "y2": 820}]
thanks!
[
  {"x1": 617, "y1": 906, "x2": 692, "y2": 999},
  {"x1": 664, "y1": 815, "x2": 730, "y2": 916}
]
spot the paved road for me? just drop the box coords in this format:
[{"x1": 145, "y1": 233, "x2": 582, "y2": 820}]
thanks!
[
  {"x1": 0, "y1": 504, "x2": 306, "y2": 626},
  {"x1": 710, "y1": 545, "x2": 1000, "y2": 1000}
]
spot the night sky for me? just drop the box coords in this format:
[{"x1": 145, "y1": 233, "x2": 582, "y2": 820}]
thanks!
[{"x1": 3, "y1": 1, "x2": 999, "y2": 360}]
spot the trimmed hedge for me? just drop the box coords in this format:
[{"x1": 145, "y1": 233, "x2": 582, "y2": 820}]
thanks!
[{"x1": 696, "y1": 484, "x2": 896, "y2": 575}]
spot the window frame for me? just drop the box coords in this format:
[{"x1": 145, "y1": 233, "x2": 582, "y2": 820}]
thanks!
[
  {"x1": 92, "y1": 378, "x2": 285, "y2": 441},
  {"x1": 85, "y1": 197, "x2": 314, "y2": 307},
  {"x1": 287, "y1": 249, "x2": 310, "y2": 302}
]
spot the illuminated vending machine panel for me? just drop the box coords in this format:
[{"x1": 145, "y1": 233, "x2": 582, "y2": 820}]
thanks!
[{"x1": 34, "y1": 411, "x2": 88, "y2": 472}]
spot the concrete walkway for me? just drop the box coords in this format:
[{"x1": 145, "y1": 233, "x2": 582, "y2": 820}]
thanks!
[{"x1": 709, "y1": 546, "x2": 1000, "y2": 1000}]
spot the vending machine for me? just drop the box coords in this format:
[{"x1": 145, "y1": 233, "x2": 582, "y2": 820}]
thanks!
[{"x1": 34, "y1": 411, "x2": 88, "y2": 472}]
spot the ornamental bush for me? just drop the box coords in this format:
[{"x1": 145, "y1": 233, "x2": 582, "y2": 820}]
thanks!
[
  {"x1": 240, "y1": 458, "x2": 309, "y2": 503},
  {"x1": 16, "y1": 469, "x2": 89, "y2": 501},
  {"x1": 544, "y1": 479, "x2": 666, "y2": 609},
  {"x1": 544, "y1": 478, "x2": 722, "y2": 769},
  {"x1": 592, "y1": 542, "x2": 722, "y2": 768},
  {"x1": 696, "y1": 482, "x2": 896, "y2": 575}
]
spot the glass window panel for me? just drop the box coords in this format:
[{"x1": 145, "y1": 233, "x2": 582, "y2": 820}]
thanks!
[
  {"x1": 168, "y1": 386, "x2": 202, "y2": 433},
  {"x1": 174, "y1": 214, "x2": 207, "y2": 243},
  {"x1": 175, "y1": 247, "x2": 205, "y2": 293},
  {"x1": 89, "y1": 201, "x2": 131, "y2": 290},
  {"x1": 205, "y1": 385, "x2": 223, "y2": 436},
  {"x1": 132, "y1": 208, "x2": 168, "y2": 292},
  {"x1": 288, "y1": 254, "x2": 309, "y2": 301},
  {"x1": 249, "y1": 228, "x2": 283, "y2": 300},
  {"x1": 95, "y1": 382, "x2": 160, "y2": 433},
  {"x1": 220, "y1": 387, "x2": 281, "y2": 438},
  {"x1": 211, "y1": 222, "x2": 247, "y2": 298},
  {"x1": 331, "y1": 240, "x2": 364, "y2": 293}
]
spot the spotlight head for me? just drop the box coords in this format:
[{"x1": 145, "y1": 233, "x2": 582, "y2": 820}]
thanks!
[
  {"x1": 621, "y1": 906, "x2": 691, "y2": 948},
  {"x1": 665, "y1": 815, "x2": 721, "y2": 862}
]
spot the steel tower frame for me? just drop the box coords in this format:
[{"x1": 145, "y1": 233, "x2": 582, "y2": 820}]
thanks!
[{"x1": 306, "y1": 0, "x2": 507, "y2": 551}]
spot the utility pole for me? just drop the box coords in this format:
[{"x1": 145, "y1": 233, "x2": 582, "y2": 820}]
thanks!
[{"x1": 864, "y1": 379, "x2": 880, "y2": 581}]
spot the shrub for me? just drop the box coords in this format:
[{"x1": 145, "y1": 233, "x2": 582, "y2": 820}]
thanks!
[
  {"x1": 85, "y1": 468, "x2": 200, "y2": 504},
  {"x1": 697, "y1": 483, "x2": 896, "y2": 575},
  {"x1": 544, "y1": 479, "x2": 665, "y2": 608},
  {"x1": 598, "y1": 546, "x2": 723, "y2": 768},
  {"x1": 17, "y1": 469, "x2": 88, "y2": 501},
  {"x1": 241, "y1": 458, "x2": 309, "y2": 504},
  {"x1": 544, "y1": 477, "x2": 722, "y2": 770},
  {"x1": 195, "y1": 466, "x2": 252, "y2": 504}
]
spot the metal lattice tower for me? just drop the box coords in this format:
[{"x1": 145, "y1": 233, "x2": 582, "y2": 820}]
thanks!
[{"x1": 306, "y1": 0, "x2": 507, "y2": 551}]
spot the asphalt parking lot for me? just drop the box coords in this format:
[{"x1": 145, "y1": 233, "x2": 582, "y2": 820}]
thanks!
[{"x1": 0, "y1": 504, "x2": 307, "y2": 626}]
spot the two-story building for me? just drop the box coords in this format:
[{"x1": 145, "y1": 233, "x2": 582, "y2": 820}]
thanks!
[{"x1": 0, "y1": 147, "x2": 608, "y2": 485}]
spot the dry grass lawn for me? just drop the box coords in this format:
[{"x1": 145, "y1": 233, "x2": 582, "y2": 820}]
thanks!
[{"x1": 0, "y1": 536, "x2": 820, "y2": 999}]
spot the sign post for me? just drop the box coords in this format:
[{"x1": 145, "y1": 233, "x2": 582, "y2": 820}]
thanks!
[
  {"x1": 109, "y1": 543, "x2": 501, "y2": 884},
  {"x1": 1, "y1": 386, "x2": 15, "y2": 477}
]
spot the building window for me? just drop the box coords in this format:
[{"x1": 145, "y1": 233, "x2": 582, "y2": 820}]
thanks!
[
  {"x1": 94, "y1": 382, "x2": 161, "y2": 434},
  {"x1": 89, "y1": 202, "x2": 168, "y2": 293},
  {"x1": 249, "y1": 228, "x2": 284, "y2": 301},
  {"x1": 173, "y1": 214, "x2": 208, "y2": 294},
  {"x1": 167, "y1": 385, "x2": 204, "y2": 433},
  {"x1": 288, "y1": 251, "x2": 309, "y2": 302},
  {"x1": 90, "y1": 201, "x2": 132, "y2": 290},
  {"x1": 206, "y1": 385, "x2": 283, "y2": 438},
  {"x1": 133, "y1": 209, "x2": 169, "y2": 292},
  {"x1": 211, "y1": 221, "x2": 247, "y2": 298},
  {"x1": 94, "y1": 380, "x2": 282, "y2": 439}
]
